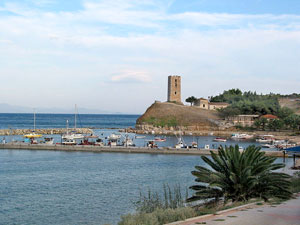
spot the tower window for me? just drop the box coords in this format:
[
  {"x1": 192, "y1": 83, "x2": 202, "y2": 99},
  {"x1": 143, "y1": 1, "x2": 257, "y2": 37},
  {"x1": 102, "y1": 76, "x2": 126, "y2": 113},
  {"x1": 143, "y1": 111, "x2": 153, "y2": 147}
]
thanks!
[
  {"x1": 175, "y1": 92, "x2": 177, "y2": 95},
  {"x1": 175, "y1": 79, "x2": 177, "y2": 87},
  {"x1": 203, "y1": 104, "x2": 205, "y2": 107}
]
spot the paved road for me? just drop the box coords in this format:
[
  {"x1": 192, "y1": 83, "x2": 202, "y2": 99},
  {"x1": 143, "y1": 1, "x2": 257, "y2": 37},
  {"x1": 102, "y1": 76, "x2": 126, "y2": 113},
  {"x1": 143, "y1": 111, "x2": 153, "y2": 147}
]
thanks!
[{"x1": 173, "y1": 194, "x2": 300, "y2": 225}]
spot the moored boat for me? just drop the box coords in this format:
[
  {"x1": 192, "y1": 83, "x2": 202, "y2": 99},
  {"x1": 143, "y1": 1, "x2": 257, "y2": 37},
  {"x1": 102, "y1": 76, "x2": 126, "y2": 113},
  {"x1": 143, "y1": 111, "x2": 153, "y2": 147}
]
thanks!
[
  {"x1": 231, "y1": 133, "x2": 253, "y2": 140},
  {"x1": 213, "y1": 137, "x2": 227, "y2": 142}
]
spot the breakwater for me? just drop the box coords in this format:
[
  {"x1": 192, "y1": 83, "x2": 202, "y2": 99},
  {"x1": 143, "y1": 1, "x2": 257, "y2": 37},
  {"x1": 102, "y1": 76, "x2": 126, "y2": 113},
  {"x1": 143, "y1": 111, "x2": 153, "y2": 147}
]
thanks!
[
  {"x1": 0, "y1": 143, "x2": 285, "y2": 157},
  {"x1": 0, "y1": 128, "x2": 93, "y2": 136}
]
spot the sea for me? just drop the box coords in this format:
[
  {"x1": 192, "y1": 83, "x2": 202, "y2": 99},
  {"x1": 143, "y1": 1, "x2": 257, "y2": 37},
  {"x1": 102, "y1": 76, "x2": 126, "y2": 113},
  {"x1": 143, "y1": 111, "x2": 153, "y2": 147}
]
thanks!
[{"x1": 0, "y1": 113, "x2": 291, "y2": 225}]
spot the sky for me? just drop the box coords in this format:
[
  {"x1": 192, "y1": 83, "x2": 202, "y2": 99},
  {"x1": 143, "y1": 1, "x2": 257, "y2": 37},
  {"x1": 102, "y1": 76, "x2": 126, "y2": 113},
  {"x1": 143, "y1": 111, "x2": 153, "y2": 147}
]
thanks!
[{"x1": 0, "y1": 0, "x2": 300, "y2": 114}]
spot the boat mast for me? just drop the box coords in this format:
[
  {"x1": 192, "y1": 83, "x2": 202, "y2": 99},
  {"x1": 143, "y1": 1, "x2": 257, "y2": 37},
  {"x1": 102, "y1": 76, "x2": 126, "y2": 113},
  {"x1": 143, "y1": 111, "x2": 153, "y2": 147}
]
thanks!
[
  {"x1": 66, "y1": 120, "x2": 69, "y2": 135},
  {"x1": 74, "y1": 104, "x2": 77, "y2": 130},
  {"x1": 33, "y1": 108, "x2": 36, "y2": 131}
]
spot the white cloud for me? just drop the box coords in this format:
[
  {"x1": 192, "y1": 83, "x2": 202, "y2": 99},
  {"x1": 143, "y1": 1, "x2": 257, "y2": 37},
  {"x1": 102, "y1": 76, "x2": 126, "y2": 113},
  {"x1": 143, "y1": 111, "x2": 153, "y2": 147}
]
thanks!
[{"x1": 111, "y1": 70, "x2": 152, "y2": 83}]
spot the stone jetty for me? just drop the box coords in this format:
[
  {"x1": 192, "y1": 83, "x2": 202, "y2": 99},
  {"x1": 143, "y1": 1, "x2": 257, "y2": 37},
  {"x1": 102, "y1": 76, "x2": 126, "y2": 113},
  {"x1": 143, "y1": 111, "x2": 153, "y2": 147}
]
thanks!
[
  {"x1": 0, "y1": 128, "x2": 93, "y2": 136},
  {"x1": 0, "y1": 143, "x2": 286, "y2": 157}
]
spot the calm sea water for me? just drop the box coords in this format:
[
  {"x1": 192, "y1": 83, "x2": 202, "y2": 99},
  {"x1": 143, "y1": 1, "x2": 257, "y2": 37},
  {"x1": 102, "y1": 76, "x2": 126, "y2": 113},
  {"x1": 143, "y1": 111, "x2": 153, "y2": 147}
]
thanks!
[
  {"x1": 0, "y1": 150, "x2": 291, "y2": 225},
  {"x1": 0, "y1": 113, "x2": 139, "y2": 129}
]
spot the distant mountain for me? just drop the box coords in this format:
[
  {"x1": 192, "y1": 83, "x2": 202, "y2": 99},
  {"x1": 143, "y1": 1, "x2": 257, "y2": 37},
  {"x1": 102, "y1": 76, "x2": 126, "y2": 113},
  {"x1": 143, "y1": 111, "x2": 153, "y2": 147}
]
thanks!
[{"x1": 0, "y1": 103, "x2": 117, "y2": 114}]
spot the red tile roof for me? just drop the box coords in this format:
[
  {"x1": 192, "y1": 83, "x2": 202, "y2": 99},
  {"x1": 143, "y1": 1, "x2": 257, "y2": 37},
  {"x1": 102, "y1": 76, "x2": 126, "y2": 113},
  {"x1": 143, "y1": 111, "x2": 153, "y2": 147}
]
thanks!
[{"x1": 261, "y1": 114, "x2": 278, "y2": 119}]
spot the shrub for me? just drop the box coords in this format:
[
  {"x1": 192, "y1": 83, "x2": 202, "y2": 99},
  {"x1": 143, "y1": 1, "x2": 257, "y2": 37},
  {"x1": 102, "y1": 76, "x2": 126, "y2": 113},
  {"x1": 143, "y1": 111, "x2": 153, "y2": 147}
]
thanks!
[{"x1": 187, "y1": 145, "x2": 292, "y2": 204}]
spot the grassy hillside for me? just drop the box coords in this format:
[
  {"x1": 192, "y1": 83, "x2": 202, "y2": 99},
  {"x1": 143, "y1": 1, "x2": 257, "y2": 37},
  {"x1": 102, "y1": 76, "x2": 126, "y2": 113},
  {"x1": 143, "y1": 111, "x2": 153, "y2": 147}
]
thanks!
[
  {"x1": 279, "y1": 98, "x2": 300, "y2": 115},
  {"x1": 136, "y1": 102, "x2": 221, "y2": 128}
]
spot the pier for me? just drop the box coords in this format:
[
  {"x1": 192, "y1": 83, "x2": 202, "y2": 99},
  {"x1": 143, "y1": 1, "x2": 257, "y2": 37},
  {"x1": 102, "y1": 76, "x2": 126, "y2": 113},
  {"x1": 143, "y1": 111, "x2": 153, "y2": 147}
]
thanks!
[{"x1": 0, "y1": 143, "x2": 285, "y2": 157}]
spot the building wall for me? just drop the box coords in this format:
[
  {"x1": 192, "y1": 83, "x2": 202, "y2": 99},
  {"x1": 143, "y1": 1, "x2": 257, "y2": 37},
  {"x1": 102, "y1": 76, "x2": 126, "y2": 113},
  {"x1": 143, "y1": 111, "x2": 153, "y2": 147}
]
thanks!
[
  {"x1": 227, "y1": 115, "x2": 259, "y2": 127},
  {"x1": 195, "y1": 98, "x2": 209, "y2": 109},
  {"x1": 167, "y1": 75, "x2": 181, "y2": 103}
]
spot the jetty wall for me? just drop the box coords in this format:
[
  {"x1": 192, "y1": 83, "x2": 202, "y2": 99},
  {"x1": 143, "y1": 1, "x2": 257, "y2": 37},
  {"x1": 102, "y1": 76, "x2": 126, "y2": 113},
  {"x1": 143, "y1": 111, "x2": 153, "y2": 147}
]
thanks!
[{"x1": 0, "y1": 144, "x2": 285, "y2": 157}]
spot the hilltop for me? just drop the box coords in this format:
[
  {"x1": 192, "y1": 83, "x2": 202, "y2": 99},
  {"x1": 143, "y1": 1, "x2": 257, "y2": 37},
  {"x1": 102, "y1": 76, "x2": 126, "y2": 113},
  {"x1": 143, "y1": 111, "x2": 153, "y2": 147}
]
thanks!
[{"x1": 136, "y1": 101, "x2": 223, "y2": 131}]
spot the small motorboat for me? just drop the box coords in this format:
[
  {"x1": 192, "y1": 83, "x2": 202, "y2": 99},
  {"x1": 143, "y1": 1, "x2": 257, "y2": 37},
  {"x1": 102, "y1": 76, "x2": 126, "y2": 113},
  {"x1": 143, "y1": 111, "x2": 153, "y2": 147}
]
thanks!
[
  {"x1": 62, "y1": 138, "x2": 76, "y2": 145},
  {"x1": 154, "y1": 137, "x2": 166, "y2": 142},
  {"x1": 261, "y1": 144, "x2": 275, "y2": 148},
  {"x1": 135, "y1": 135, "x2": 146, "y2": 139},
  {"x1": 231, "y1": 133, "x2": 253, "y2": 140},
  {"x1": 43, "y1": 137, "x2": 54, "y2": 145},
  {"x1": 213, "y1": 137, "x2": 227, "y2": 142}
]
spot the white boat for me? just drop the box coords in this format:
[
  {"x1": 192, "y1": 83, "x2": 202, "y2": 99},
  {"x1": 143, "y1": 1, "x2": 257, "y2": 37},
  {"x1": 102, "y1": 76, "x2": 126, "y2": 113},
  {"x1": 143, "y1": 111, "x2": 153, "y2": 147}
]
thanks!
[
  {"x1": 122, "y1": 137, "x2": 135, "y2": 147},
  {"x1": 62, "y1": 133, "x2": 84, "y2": 139},
  {"x1": 24, "y1": 110, "x2": 42, "y2": 138},
  {"x1": 108, "y1": 133, "x2": 122, "y2": 140},
  {"x1": 154, "y1": 137, "x2": 166, "y2": 142},
  {"x1": 62, "y1": 105, "x2": 85, "y2": 140},
  {"x1": 43, "y1": 137, "x2": 54, "y2": 145},
  {"x1": 175, "y1": 137, "x2": 187, "y2": 149},
  {"x1": 135, "y1": 135, "x2": 146, "y2": 139},
  {"x1": 256, "y1": 135, "x2": 274, "y2": 143},
  {"x1": 62, "y1": 138, "x2": 76, "y2": 145},
  {"x1": 95, "y1": 138, "x2": 104, "y2": 146},
  {"x1": 231, "y1": 133, "x2": 253, "y2": 140},
  {"x1": 213, "y1": 137, "x2": 227, "y2": 142},
  {"x1": 62, "y1": 119, "x2": 84, "y2": 139},
  {"x1": 190, "y1": 142, "x2": 198, "y2": 148},
  {"x1": 261, "y1": 144, "x2": 275, "y2": 148}
]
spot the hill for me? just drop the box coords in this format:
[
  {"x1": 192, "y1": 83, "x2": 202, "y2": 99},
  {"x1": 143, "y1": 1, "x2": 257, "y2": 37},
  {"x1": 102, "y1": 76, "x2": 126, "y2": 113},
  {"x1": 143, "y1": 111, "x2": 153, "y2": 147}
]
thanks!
[
  {"x1": 136, "y1": 101, "x2": 222, "y2": 130},
  {"x1": 279, "y1": 98, "x2": 300, "y2": 115}
]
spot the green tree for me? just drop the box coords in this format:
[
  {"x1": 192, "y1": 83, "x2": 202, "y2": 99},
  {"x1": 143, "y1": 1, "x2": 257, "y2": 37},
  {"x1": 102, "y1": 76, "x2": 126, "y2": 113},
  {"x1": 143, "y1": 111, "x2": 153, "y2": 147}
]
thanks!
[
  {"x1": 185, "y1": 96, "x2": 197, "y2": 106},
  {"x1": 187, "y1": 145, "x2": 292, "y2": 204},
  {"x1": 253, "y1": 118, "x2": 268, "y2": 130},
  {"x1": 268, "y1": 119, "x2": 284, "y2": 131}
]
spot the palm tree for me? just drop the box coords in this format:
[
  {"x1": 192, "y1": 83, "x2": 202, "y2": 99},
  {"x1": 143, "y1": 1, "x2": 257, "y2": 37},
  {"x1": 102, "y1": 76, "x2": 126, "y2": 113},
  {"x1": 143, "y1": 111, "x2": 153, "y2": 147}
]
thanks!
[{"x1": 187, "y1": 145, "x2": 292, "y2": 204}]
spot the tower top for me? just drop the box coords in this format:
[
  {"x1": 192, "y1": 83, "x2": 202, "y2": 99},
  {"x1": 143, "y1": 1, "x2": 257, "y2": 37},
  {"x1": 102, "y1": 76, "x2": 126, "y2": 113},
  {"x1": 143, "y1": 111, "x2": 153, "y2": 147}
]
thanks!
[{"x1": 167, "y1": 75, "x2": 181, "y2": 103}]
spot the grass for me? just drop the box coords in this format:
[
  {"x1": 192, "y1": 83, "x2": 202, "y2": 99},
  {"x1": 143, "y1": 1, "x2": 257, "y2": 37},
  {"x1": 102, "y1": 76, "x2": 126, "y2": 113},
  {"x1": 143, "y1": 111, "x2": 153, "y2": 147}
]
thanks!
[
  {"x1": 118, "y1": 207, "x2": 197, "y2": 225},
  {"x1": 227, "y1": 215, "x2": 237, "y2": 218},
  {"x1": 213, "y1": 219, "x2": 225, "y2": 221}
]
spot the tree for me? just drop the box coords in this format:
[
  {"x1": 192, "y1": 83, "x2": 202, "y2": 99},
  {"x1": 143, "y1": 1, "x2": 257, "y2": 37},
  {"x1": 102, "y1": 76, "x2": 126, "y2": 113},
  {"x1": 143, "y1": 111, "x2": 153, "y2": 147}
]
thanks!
[
  {"x1": 185, "y1": 96, "x2": 197, "y2": 106},
  {"x1": 187, "y1": 145, "x2": 292, "y2": 204}
]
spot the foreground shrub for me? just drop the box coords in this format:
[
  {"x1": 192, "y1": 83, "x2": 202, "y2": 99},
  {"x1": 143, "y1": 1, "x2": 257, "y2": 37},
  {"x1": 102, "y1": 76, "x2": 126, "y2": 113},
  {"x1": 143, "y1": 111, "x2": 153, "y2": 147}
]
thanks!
[
  {"x1": 188, "y1": 145, "x2": 292, "y2": 204},
  {"x1": 118, "y1": 207, "x2": 197, "y2": 225},
  {"x1": 136, "y1": 184, "x2": 187, "y2": 213}
]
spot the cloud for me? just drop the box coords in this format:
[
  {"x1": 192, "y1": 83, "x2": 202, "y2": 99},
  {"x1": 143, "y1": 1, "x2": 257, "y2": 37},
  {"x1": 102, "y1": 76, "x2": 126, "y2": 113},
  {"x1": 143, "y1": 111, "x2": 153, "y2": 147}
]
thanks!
[{"x1": 111, "y1": 70, "x2": 152, "y2": 83}]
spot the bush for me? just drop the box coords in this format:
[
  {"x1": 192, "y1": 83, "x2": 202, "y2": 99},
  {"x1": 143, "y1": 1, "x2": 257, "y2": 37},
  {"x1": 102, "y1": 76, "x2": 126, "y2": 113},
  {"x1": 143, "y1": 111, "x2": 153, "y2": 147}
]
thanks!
[{"x1": 118, "y1": 207, "x2": 197, "y2": 225}]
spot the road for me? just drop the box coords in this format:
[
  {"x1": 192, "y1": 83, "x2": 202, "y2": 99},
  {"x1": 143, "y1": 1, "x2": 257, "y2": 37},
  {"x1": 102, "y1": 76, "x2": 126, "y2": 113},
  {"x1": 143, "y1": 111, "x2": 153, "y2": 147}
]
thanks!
[{"x1": 170, "y1": 194, "x2": 300, "y2": 225}]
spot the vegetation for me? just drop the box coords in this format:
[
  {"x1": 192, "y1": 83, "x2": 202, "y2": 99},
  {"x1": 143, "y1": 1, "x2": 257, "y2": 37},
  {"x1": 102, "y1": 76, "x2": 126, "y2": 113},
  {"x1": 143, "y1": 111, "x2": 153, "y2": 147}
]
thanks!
[
  {"x1": 210, "y1": 88, "x2": 300, "y2": 131},
  {"x1": 135, "y1": 184, "x2": 187, "y2": 213},
  {"x1": 187, "y1": 145, "x2": 292, "y2": 204},
  {"x1": 118, "y1": 207, "x2": 197, "y2": 225},
  {"x1": 141, "y1": 116, "x2": 178, "y2": 128},
  {"x1": 186, "y1": 96, "x2": 197, "y2": 106},
  {"x1": 118, "y1": 184, "x2": 196, "y2": 225},
  {"x1": 211, "y1": 89, "x2": 299, "y2": 117}
]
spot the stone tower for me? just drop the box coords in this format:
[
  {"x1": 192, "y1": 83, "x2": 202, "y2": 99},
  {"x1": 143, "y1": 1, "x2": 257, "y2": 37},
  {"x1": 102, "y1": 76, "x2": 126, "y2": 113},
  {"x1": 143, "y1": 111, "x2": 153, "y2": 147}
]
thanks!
[{"x1": 167, "y1": 75, "x2": 181, "y2": 103}]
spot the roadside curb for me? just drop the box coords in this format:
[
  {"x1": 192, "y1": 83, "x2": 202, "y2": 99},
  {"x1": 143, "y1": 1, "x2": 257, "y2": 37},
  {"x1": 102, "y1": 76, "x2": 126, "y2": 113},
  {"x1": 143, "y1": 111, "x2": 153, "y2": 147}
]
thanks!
[{"x1": 165, "y1": 201, "x2": 263, "y2": 225}]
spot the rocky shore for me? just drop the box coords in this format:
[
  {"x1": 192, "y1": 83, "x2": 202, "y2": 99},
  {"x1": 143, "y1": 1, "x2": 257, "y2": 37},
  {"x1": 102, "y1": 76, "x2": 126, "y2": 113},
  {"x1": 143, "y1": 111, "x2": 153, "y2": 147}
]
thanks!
[
  {"x1": 126, "y1": 127, "x2": 300, "y2": 144},
  {"x1": 0, "y1": 128, "x2": 93, "y2": 136}
]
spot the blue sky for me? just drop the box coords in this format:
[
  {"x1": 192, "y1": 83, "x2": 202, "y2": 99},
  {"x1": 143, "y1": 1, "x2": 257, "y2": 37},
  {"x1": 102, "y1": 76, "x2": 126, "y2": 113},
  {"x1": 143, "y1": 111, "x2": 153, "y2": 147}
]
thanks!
[{"x1": 0, "y1": 0, "x2": 299, "y2": 113}]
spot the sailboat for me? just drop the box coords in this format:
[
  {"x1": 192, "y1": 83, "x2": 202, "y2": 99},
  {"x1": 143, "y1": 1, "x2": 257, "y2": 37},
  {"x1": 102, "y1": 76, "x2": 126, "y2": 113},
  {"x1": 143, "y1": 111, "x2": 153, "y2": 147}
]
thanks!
[
  {"x1": 24, "y1": 109, "x2": 42, "y2": 138},
  {"x1": 62, "y1": 105, "x2": 84, "y2": 139}
]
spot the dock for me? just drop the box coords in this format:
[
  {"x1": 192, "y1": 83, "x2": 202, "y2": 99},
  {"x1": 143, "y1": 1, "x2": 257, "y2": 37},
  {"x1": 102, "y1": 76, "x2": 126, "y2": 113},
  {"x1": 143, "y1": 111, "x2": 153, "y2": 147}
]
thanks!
[{"x1": 0, "y1": 144, "x2": 285, "y2": 157}]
